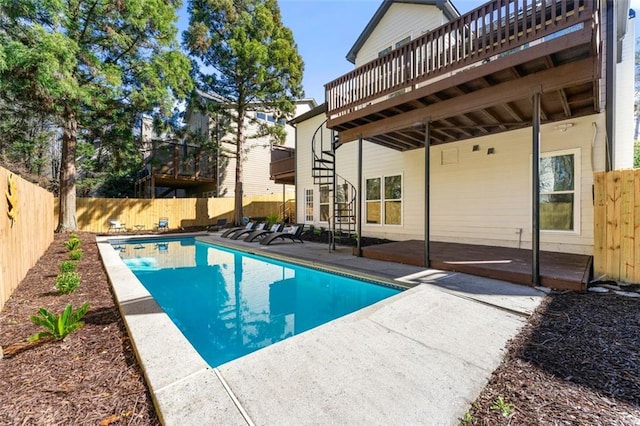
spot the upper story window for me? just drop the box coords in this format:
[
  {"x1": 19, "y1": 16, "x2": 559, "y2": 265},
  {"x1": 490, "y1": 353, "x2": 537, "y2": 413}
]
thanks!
[
  {"x1": 256, "y1": 112, "x2": 285, "y2": 125},
  {"x1": 395, "y1": 36, "x2": 411, "y2": 49},
  {"x1": 378, "y1": 46, "x2": 392, "y2": 57}
]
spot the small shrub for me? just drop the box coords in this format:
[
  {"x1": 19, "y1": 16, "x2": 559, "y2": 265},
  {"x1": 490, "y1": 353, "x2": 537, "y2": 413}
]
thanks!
[
  {"x1": 64, "y1": 237, "x2": 81, "y2": 251},
  {"x1": 29, "y1": 302, "x2": 90, "y2": 342},
  {"x1": 266, "y1": 212, "x2": 279, "y2": 226},
  {"x1": 55, "y1": 271, "x2": 81, "y2": 294},
  {"x1": 490, "y1": 395, "x2": 515, "y2": 417},
  {"x1": 69, "y1": 248, "x2": 84, "y2": 261},
  {"x1": 58, "y1": 260, "x2": 78, "y2": 273},
  {"x1": 460, "y1": 411, "x2": 473, "y2": 425}
]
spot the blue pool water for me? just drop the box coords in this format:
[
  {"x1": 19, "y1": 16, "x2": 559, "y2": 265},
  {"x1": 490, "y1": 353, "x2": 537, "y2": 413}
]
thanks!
[{"x1": 115, "y1": 238, "x2": 401, "y2": 367}]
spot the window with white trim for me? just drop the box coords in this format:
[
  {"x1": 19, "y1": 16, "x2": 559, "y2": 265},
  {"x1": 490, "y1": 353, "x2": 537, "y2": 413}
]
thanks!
[
  {"x1": 539, "y1": 149, "x2": 579, "y2": 231},
  {"x1": 319, "y1": 185, "x2": 330, "y2": 222},
  {"x1": 366, "y1": 174, "x2": 402, "y2": 225},
  {"x1": 305, "y1": 189, "x2": 314, "y2": 222}
]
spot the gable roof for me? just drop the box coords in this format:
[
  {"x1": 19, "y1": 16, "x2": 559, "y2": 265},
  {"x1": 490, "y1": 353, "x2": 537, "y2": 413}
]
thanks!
[{"x1": 346, "y1": 0, "x2": 460, "y2": 64}]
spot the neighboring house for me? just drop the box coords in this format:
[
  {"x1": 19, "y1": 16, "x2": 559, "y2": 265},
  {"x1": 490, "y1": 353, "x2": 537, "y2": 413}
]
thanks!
[
  {"x1": 136, "y1": 91, "x2": 315, "y2": 198},
  {"x1": 293, "y1": 0, "x2": 634, "y2": 279},
  {"x1": 185, "y1": 91, "x2": 315, "y2": 198}
]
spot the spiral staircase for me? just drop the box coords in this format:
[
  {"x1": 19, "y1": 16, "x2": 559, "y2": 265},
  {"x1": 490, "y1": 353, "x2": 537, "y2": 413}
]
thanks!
[{"x1": 311, "y1": 119, "x2": 356, "y2": 247}]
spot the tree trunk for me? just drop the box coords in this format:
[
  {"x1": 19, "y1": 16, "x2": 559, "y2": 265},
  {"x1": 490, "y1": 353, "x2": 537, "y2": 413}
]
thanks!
[
  {"x1": 233, "y1": 110, "x2": 245, "y2": 226},
  {"x1": 56, "y1": 107, "x2": 78, "y2": 232}
]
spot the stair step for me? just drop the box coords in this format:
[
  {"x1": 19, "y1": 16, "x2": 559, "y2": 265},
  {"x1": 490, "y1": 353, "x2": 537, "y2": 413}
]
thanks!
[
  {"x1": 315, "y1": 158, "x2": 333, "y2": 163},
  {"x1": 321, "y1": 150, "x2": 335, "y2": 156}
]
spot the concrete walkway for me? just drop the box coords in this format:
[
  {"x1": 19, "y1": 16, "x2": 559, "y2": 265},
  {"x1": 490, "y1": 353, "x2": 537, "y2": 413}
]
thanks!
[{"x1": 98, "y1": 233, "x2": 546, "y2": 425}]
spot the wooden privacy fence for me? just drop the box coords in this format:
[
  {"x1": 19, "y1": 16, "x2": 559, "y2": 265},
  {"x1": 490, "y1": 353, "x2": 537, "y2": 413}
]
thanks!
[
  {"x1": 1, "y1": 166, "x2": 55, "y2": 311},
  {"x1": 56, "y1": 195, "x2": 293, "y2": 233},
  {"x1": 594, "y1": 170, "x2": 640, "y2": 284}
]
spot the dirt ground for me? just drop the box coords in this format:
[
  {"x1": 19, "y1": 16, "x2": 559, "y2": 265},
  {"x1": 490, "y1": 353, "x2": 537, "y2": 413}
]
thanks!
[{"x1": 0, "y1": 232, "x2": 638, "y2": 425}]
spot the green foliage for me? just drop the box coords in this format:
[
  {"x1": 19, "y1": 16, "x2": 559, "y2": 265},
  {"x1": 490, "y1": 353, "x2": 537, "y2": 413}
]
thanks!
[
  {"x1": 490, "y1": 395, "x2": 515, "y2": 417},
  {"x1": 266, "y1": 212, "x2": 280, "y2": 226},
  {"x1": 313, "y1": 227, "x2": 322, "y2": 236},
  {"x1": 54, "y1": 271, "x2": 81, "y2": 294},
  {"x1": 69, "y1": 249, "x2": 84, "y2": 261},
  {"x1": 58, "y1": 260, "x2": 77, "y2": 273},
  {"x1": 184, "y1": 0, "x2": 303, "y2": 224},
  {"x1": 634, "y1": 140, "x2": 640, "y2": 169},
  {"x1": 29, "y1": 302, "x2": 90, "y2": 342},
  {"x1": 460, "y1": 410, "x2": 473, "y2": 424},
  {"x1": 63, "y1": 237, "x2": 81, "y2": 251},
  {"x1": 0, "y1": 0, "x2": 193, "y2": 228}
]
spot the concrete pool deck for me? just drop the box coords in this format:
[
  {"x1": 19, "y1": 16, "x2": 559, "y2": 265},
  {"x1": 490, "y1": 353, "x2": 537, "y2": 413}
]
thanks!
[{"x1": 97, "y1": 232, "x2": 546, "y2": 425}]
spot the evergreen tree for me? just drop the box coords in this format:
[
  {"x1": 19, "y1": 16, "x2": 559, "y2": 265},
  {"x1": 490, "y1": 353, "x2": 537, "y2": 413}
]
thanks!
[
  {"x1": 0, "y1": 0, "x2": 192, "y2": 231},
  {"x1": 184, "y1": 0, "x2": 303, "y2": 225}
]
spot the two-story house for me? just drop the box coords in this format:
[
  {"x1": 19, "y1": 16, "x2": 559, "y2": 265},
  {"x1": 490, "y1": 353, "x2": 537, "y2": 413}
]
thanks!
[
  {"x1": 293, "y1": 0, "x2": 635, "y2": 289},
  {"x1": 136, "y1": 89, "x2": 315, "y2": 200}
]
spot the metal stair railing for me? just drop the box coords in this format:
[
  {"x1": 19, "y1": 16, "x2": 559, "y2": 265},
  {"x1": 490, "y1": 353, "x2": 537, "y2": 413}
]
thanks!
[{"x1": 311, "y1": 119, "x2": 357, "y2": 250}]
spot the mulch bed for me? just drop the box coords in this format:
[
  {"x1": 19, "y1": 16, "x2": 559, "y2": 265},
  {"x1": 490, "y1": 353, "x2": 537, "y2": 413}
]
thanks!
[
  {"x1": 1, "y1": 232, "x2": 639, "y2": 425},
  {"x1": 466, "y1": 292, "x2": 640, "y2": 425},
  {"x1": 0, "y1": 232, "x2": 159, "y2": 425}
]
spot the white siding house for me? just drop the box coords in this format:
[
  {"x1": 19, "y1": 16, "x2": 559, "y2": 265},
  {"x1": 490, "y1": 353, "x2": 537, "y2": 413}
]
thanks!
[
  {"x1": 294, "y1": 0, "x2": 635, "y2": 258},
  {"x1": 187, "y1": 94, "x2": 315, "y2": 198}
]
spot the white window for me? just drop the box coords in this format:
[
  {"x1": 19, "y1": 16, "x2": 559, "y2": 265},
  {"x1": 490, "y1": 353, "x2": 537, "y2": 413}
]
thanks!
[
  {"x1": 305, "y1": 189, "x2": 314, "y2": 222},
  {"x1": 319, "y1": 185, "x2": 331, "y2": 222},
  {"x1": 395, "y1": 36, "x2": 411, "y2": 49},
  {"x1": 366, "y1": 174, "x2": 402, "y2": 225},
  {"x1": 539, "y1": 149, "x2": 580, "y2": 232},
  {"x1": 378, "y1": 46, "x2": 392, "y2": 57}
]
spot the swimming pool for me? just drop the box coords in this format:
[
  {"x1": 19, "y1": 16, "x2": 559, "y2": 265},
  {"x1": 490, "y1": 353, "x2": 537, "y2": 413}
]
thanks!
[{"x1": 115, "y1": 237, "x2": 401, "y2": 367}]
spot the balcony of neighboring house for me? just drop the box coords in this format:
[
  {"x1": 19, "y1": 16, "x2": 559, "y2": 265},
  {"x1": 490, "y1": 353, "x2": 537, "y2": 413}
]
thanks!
[
  {"x1": 270, "y1": 145, "x2": 296, "y2": 185},
  {"x1": 325, "y1": 0, "x2": 602, "y2": 148},
  {"x1": 135, "y1": 139, "x2": 218, "y2": 198}
]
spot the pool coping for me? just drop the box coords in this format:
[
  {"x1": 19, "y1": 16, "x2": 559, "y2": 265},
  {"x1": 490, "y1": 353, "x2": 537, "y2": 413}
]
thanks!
[
  {"x1": 97, "y1": 232, "x2": 546, "y2": 425},
  {"x1": 96, "y1": 233, "x2": 416, "y2": 425}
]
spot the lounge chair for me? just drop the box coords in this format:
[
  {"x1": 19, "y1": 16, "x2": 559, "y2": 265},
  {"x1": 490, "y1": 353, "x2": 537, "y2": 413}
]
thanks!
[
  {"x1": 156, "y1": 217, "x2": 169, "y2": 231},
  {"x1": 221, "y1": 221, "x2": 255, "y2": 238},
  {"x1": 229, "y1": 222, "x2": 266, "y2": 239},
  {"x1": 108, "y1": 219, "x2": 127, "y2": 233},
  {"x1": 206, "y1": 218, "x2": 228, "y2": 232},
  {"x1": 259, "y1": 225, "x2": 304, "y2": 245},
  {"x1": 244, "y1": 223, "x2": 284, "y2": 242}
]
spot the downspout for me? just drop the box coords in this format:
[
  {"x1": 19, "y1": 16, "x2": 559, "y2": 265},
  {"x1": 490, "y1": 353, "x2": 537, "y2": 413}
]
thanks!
[{"x1": 605, "y1": 0, "x2": 616, "y2": 171}]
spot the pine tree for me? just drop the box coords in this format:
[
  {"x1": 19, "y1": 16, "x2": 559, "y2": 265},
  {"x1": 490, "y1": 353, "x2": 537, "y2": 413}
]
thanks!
[{"x1": 184, "y1": 0, "x2": 304, "y2": 225}]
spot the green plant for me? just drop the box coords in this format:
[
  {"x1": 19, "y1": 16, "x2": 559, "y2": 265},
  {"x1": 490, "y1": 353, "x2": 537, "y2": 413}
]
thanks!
[
  {"x1": 64, "y1": 237, "x2": 81, "y2": 251},
  {"x1": 58, "y1": 260, "x2": 77, "y2": 273},
  {"x1": 460, "y1": 410, "x2": 473, "y2": 424},
  {"x1": 266, "y1": 212, "x2": 280, "y2": 226},
  {"x1": 69, "y1": 248, "x2": 84, "y2": 261},
  {"x1": 490, "y1": 395, "x2": 515, "y2": 417},
  {"x1": 313, "y1": 227, "x2": 322, "y2": 236},
  {"x1": 29, "y1": 302, "x2": 90, "y2": 342},
  {"x1": 54, "y1": 272, "x2": 81, "y2": 294}
]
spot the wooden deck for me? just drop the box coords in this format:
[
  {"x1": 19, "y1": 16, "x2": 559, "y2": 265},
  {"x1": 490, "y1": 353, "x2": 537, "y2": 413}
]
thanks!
[{"x1": 359, "y1": 240, "x2": 592, "y2": 291}]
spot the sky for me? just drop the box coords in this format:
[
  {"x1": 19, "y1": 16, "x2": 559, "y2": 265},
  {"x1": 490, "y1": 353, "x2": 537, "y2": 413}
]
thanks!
[{"x1": 177, "y1": 0, "x2": 640, "y2": 104}]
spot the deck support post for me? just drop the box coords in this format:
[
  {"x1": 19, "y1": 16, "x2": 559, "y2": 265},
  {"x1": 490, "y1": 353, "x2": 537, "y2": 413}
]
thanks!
[
  {"x1": 532, "y1": 90, "x2": 541, "y2": 286},
  {"x1": 424, "y1": 120, "x2": 431, "y2": 268},
  {"x1": 357, "y1": 134, "x2": 363, "y2": 257}
]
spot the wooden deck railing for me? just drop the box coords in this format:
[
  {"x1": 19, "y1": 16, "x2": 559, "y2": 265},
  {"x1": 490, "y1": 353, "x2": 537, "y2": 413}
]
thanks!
[
  {"x1": 270, "y1": 156, "x2": 295, "y2": 178},
  {"x1": 325, "y1": 0, "x2": 594, "y2": 118},
  {"x1": 148, "y1": 142, "x2": 215, "y2": 179}
]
